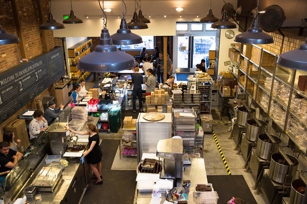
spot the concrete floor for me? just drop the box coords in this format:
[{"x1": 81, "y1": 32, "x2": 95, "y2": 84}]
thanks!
[
  {"x1": 86, "y1": 77, "x2": 266, "y2": 203},
  {"x1": 97, "y1": 110, "x2": 267, "y2": 204}
]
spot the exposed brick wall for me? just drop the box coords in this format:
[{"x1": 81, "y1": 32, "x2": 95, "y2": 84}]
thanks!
[{"x1": 0, "y1": 0, "x2": 62, "y2": 136}]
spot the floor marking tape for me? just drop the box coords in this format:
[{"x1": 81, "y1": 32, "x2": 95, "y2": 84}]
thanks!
[{"x1": 212, "y1": 132, "x2": 232, "y2": 175}]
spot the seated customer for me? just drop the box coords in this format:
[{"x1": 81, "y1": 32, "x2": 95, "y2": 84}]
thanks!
[
  {"x1": 3, "y1": 132, "x2": 21, "y2": 151},
  {"x1": 0, "y1": 141, "x2": 23, "y2": 176},
  {"x1": 44, "y1": 101, "x2": 64, "y2": 125},
  {"x1": 29, "y1": 110, "x2": 48, "y2": 143}
]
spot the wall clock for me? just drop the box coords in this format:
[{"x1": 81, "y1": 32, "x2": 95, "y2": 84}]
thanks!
[{"x1": 225, "y1": 30, "x2": 235, "y2": 39}]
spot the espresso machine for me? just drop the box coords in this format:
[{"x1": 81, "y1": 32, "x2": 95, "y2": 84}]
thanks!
[
  {"x1": 260, "y1": 148, "x2": 299, "y2": 204},
  {"x1": 48, "y1": 122, "x2": 70, "y2": 155},
  {"x1": 156, "y1": 137, "x2": 183, "y2": 187}
]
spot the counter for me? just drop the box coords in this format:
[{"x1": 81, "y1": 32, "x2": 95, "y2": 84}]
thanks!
[
  {"x1": 136, "y1": 158, "x2": 208, "y2": 204},
  {"x1": 22, "y1": 158, "x2": 89, "y2": 204},
  {"x1": 175, "y1": 68, "x2": 197, "y2": 81}
]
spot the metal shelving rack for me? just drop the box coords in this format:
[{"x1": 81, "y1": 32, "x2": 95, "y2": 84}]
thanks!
[
  {"x1": 173, "y1": 108, "x2": 197, "y2": 154},
  {"x1": 229, "y1": 42, "x2": 307, "y2": 155}
]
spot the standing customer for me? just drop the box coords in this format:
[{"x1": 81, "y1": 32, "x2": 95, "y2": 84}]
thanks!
[
  {"x1": 131, "y1": 67, "x2": 143, "y2": 112},
  {"x1": 145, "y1": 69, "x2": 156, "y2": 95},
  {"x1": 29, "y1": 110, "x2": 48, "y2": 143},
  {"x1": 155, "y1": 53, "x2": 173, "y2": 83},
  {"x1": 44, "y1": 101, "x2": 64, "y2": 125},
  {"x1": 140, "y1": 47, "x2": 147, "y2": 63},
  {"x1": 69, "y1": 123, "x2": 103, "y2": 185},
  {"x1": 142, "y1": 56, "x2": 153, "y2": 78},
  {"x1": 79, "y1": 79, "x2": 88, "y2": 98},
  {"x1": 3, "y1": 132, "x2": 21, "y2": 151},
  {"x1": 71, "y1": 83, "x2": 82, "y2": 104}
]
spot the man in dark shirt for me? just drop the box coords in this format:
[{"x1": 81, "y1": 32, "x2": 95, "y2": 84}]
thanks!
[
  {"x1": 44, "y1": 101, "x2": 64, "y2": 125},
  {"x1": 199, "y1": 59, "x2": 206, "y2": 72},
  {"x1": 131, "y1": 67, "x2": 143, "y2": 112},
  {"x1": 0, "y1": 141, "x2": 23, "y2": 176}
]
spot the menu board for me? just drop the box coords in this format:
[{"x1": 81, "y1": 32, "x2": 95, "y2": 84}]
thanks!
[{"x1": 0, "y1": 47, "x2": 65, "y2": 123}]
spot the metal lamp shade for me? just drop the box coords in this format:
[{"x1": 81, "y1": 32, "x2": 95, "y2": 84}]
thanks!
[
  {"x1": 211, "y1": 11, "x2": 236, "y2": 29},
  {"x1": 200, "y1": 9, "x2": 219, "y2": 23},
  {"x1": 138, "y1": 10, "x2": 150, "y2": 23},
  {"x1": 0, "y1": 27, "x2": 19, "y2": 45},
  {"x1": 235, "y1": 17, "x2": 273, "y2": 44},
  {"x1": 128, "y1": 12, "x2": 148, "y2": 29},
  {"x1": 277, "y1": 42, "x2": 307, "y2": 70},
  {"x1": 111, "y1": 18, "x2": 143, "y2": 45},
  {"x1": 63, "y1": 10, "x2": 83, "y2": 24},
  {"x1": 40, "y1": 13, "x2": 65, "y2": 30},
  {"x1": 78, "y1": 28, "x2": 135, "y2": 72}
]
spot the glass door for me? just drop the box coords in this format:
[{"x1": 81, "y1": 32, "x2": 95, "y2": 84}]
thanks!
[
  {"x1": 176, "y1": 36, "x2": 190, "y2": 68},
  {"x1": 193, "y1": 36, "x2": 215, "y2": 68}
]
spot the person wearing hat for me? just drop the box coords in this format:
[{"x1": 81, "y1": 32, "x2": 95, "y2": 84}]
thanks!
[{"x1": 44, "y1": 101, "x2": 64, "y2": 125}]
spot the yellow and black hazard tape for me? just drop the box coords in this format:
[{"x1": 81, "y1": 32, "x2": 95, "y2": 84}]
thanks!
[{"x1": 212, "y1": 132, "x2": 231, "y2": 175}]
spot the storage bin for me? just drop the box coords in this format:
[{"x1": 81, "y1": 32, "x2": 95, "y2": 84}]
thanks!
[{"x1": 45, "y1": 155, "x2": 61, "y2": 164}]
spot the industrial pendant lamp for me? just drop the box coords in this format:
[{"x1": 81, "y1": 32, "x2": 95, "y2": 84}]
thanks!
[
  {"x1": 128, "y1": 0, "x2": 148, "y2": 29},
  {"x1": 111, "y1": 0, "x2": 143, "y2": 45},
  {"x1": 63, "y1": 0, "x2": 83, "y2": 24},
  {"x1": 78, "y1": 0, "x2": 135, "y2": 72},
  {"x1": 211, "y1": 11, "x2": 236, "y2": 29},
  {"x1": 137, "y1": 0, "x2": 150, "y2": 23},
  {"x1": 234, "y1": 0, "x2": 273, "y2": 44},
  {"x1": 40, "y1": 0, "x2": 65, "y2": 30},
  {"x1": 277, "y1": 41, "x2": 307, "y2": 70},
  {"x1": 200, "y1": 0, "x2": 218, "y2": 23},
  {"x1": 0, "y1": 26, "x2": 20, "y2": 45}
]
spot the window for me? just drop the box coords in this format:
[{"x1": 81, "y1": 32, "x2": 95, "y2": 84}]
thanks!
[
  {"x1": 116, "y1": 36, "x2": 154, "y2": 50},
  {"x1": 176, "y1": 23, "x2": 188, "y2": 31},
  {"x1": 191, "y1": 23, "x2": 203, "y2": 31}
]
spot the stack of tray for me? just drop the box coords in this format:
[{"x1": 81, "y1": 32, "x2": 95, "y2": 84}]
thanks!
[
  {"x1": 172, "y1": 90, "x2": 182, "y2": 104},
  {"x1": 192, "y1": 91, "x2": 201, "y2": 104},
  {"x1": 183, "y1": 91, "x2": 192, "y2": 104},
  {"x1": 173, "y1": 108, "x2": 197, "y2": 147}
]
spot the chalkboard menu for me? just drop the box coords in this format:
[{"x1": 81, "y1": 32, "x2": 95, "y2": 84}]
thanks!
[{"x1": 0, "y1": 47, "x2": 65, "y2": 124}]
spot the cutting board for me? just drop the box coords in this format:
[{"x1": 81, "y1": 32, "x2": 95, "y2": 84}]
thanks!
[{"x1": 143, "y1": 112, "x2": 165, "y2": 121}]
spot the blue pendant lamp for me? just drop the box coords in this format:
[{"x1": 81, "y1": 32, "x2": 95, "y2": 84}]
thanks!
[
  {"x1": 277, "y1": 41, "x2": 307, "y2": 70},
  {"x1": 63, "y1": 0, "x2": 83, "y2": 24},
  {"x1": 78, "y1": 0, "x2": 135, "y2": 72},
  {"x1": 40, "y1": 0, "x2": 65, "y2": 30},
  {"x1": 235, "y1": 0, "x2": 273, "y2": 44},
  {"x1": 111, "y1": 0, "x2": 143, "y2": 45},
  {"x1": 0, "y1": 26, "x2": 19, "y2": 45}
]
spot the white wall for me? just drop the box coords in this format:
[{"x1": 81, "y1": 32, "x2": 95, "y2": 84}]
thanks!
[{"x1": 217, "y1": 28, "x2": 240, "y2": 74}]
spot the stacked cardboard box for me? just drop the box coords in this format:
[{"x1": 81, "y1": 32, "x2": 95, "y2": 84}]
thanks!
[
  {"x1": 89, "y1": 88, "x2": 99, "y2": 99},
  {"x1": 148, "y1": 89, "x2": 168, "y2": 105},
  {"x1": 124, "y1": 116, "x2": 133, "y2": 128}
]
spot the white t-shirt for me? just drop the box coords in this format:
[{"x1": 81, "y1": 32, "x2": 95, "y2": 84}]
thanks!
[
  {"x1": 79, "y1": 85, "x2": 88, "y2": 97},
  {"x1": 142, "y1": 62, "x2": 153, "y2": 77}
]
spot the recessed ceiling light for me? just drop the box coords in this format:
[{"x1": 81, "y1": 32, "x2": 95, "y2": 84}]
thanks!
[
  {"x1": 86, "y1": 15, "x2": 89, "y2": 19},
  {"x1": 104, "y1": 8, "x2": 112, "y2": 13},
  {"x1": 196, "y1": 15, "x2": 199, "y2": 18},
  {"x1": 149, "y1": 16, "x2": 151, "y2": 18},
  {"x1": 164, "y1": 15, "x2": 167, "y2": 18},
  {"x1": 176, "y1": 7, "x2": 183, "y2": 12},
  {"x1": 180, "y1": 16, "x2": 182, "y2": 18}
]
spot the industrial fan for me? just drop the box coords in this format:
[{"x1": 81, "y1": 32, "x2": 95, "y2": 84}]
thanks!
[{"x1": 258, "y1": 5, "x2": 286, "y2": 32}]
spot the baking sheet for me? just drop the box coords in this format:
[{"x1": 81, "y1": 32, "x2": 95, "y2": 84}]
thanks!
[
  {"x1": 63, "y1": 151, "x2": 84, "y2": 157},
  {"x1": 22, "y1": 110, "x2": 35, "y2": 116}
]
